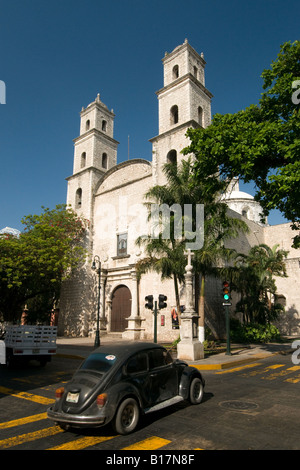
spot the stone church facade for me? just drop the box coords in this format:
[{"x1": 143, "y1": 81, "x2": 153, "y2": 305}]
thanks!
[{"x1": 58, "y1": 40, "x2": 300, "y2": 340}]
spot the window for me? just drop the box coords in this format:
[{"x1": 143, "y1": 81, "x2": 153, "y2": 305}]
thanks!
[
  {"x1": 172, "y1": 65, "x2": 179, "y2": 79},
  {"x1": 80, "y1": 353, "x2": 117, "y2": 373},
  {"x1": 102, "y1": 153, "x2": 107, "y2": 169},
  {"x1": 193, "y1": 66, "x2": 198, "y2": 79},
  {"x1": 148, "y1": 348, "x2": 172, "y2": 369},
  {"x1": 126, "y1": 353, "x2": 148, "y2": 374},
  {"x1": 198, "y1": 106, "x2": 203, "y2": 127},
  {"x1": 81, "y1": 152, "x2": 86, "y2": 168},
  {"x1": 275, "y1": 294, "x2": 286, "y2": 307},
  {"x1": 102, "y1": 120, "x2": 107, "y2": 132},
  {"x1": 86, "y1": 120, "x2": 90, "y2": 131},
  {"x1": 170, "y1": 105, "x2": 178, "y2": 125},
  {"x1": 167, "y1": 149, "x2": 177, "y2": 164},
  {"x1": 117, "y1": 233, "x2": 127, "y2": 256},
  {"x1": 75, "y1": 188, "x2": 82, "y2": 208}
]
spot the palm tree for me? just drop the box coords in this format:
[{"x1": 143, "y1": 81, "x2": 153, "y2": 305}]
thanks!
[
  {"x1": 136, "y1": 235, "x2": 186, "y2": 318},
  {"x1": 136, "y1": 158, "x2": 248, "y2": 333},
  {"x1": 137, "y1": 158, "x2": 212, "y2": 320},
  {"x1": 233, "y1": 244, "x2": 288, "y2": 324},
  {"x1": 193, "y1": 202, "x2": 248, "y2": 340}
]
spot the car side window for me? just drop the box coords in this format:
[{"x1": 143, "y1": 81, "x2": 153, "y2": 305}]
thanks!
[
  {"x1": 165, "y1": 350, "x2": 173, "y2": 364},
  {"x1": 126, "y1": 353, "x2": 148, "y2": 374},
  {"x1": 148, "y1": 348, "x2": 172, "y2": 369}
]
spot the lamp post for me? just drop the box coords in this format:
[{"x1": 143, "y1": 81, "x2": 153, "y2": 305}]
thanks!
[{"x1": 91, "y1": 255, "x2": 101, "y2": 348}]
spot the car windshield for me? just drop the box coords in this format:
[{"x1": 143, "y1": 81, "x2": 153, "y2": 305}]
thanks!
[{"x1": 80, "y1": 353, "x2": 117, "y2": 373}]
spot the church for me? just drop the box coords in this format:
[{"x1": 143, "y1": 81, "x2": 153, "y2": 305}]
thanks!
[{"x1": 58, "y1": 40, "x2": 300, "y2": 341}]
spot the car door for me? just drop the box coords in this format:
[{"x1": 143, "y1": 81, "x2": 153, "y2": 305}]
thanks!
[
  {"x1": 147, "y1": 348, "x2": 178, "y2": 405},
  {"x1": 124, "y1": 352, "x2": 152, "y2": 407}
]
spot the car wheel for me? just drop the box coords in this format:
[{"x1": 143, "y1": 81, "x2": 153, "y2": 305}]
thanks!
[
  {"x1": 113, "y1": 397, "x2": 140, "y2": 435},
  {"x1": 189, "y1": 377, "x2": 204, "y2": 404}
]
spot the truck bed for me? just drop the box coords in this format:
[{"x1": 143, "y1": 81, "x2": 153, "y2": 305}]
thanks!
[{"x1": 5, "y1": 325, "x2": 57, "y2": 355}]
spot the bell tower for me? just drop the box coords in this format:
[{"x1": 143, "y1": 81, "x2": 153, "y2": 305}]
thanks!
[
  {"x1": 150, "y1": 39, "x2": 213, "y2": 185},
  {"x1": 66, "y1": 93, "x2": 119, "y2": 221}
]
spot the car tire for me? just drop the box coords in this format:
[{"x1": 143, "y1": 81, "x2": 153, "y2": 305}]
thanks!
[
  {"x1": 113, "y1": 397, "x2": 140, "y2": 435},
  {"x1": 189, "y1": 377, "x2": 204, "y2": 404}
]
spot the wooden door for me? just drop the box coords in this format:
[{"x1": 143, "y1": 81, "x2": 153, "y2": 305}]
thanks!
[{"x1": 111, "y1": 285, "x2": 131, "y2": 332}]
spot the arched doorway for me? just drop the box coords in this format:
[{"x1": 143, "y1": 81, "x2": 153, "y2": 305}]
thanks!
[{"x1": 111, "y1": 285, "x2": 131, "y2": 332}]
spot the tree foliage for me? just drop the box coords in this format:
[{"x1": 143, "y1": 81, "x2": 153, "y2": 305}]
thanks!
[
  {"x1": 0, "y1": 205, "x2": 88, "y2": 323},
  {"x1": 183, "y1": 40, "x2": 300, "y2": 246},
  {"x1": 232, "y1": 244, "x2": 288, "y2": 324}
]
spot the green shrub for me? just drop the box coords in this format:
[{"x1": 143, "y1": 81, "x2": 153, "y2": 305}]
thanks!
[{"x1": 230, "y1": 319, "x2": 281, "y2": 343}]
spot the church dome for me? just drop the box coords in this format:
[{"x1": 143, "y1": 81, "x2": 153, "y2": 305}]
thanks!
[
  {"x1": 0, "y1": 227, "x2": 21, "y2": 236},
  {"x1": 223, "y1": 190, "x2": 254, "y2": 201},
  {"x1": 221, "y1": 179, "x2": 267, "y2": 226}
]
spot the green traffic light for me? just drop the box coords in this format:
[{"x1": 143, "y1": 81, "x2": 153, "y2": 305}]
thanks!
[{"x1": 223, "y1": 281, "x2": 230, "y2": 301}]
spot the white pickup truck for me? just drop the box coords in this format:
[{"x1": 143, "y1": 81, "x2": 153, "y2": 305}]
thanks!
[{"x1": 0, "y1": 325, "x2": 57, "y2": 367}]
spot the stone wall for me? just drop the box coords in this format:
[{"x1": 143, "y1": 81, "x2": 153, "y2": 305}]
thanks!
[{"x1": 264, "y1": 223, "x2": 300, "y2": 335}]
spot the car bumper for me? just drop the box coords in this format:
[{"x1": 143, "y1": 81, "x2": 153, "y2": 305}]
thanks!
[{"x1": 47, "y1": 407, "x2": 106, "y2": 428}]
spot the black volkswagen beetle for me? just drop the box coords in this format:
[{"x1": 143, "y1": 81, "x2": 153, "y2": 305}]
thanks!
[{"x1": 47, "y1": 342, "x2": 205, "y2": 435}]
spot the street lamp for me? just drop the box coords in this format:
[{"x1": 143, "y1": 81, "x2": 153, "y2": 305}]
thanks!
[{"x1": 91, "y1": 255, "x2": 101, "y2": 348}]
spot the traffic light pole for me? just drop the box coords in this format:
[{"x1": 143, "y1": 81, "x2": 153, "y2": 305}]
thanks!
[
  {"x1": 222, "y1": 281, "x2": 231, "y2": 356},
  {"x1": 225, "y1": 304, "x2": 231, "y2": 355},
  {"x1": 145, "y1": 294, "x2": 167, "y2": 344},
  {"x1": 154, "y1": 300, "x2": 157, "y2": 343}
]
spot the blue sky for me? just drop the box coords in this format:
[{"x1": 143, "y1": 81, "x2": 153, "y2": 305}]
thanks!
[{"x1": 0, "y1": 0, "x2": 298, "y2": 231}]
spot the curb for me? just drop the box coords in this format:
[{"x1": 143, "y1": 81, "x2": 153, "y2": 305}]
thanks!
[
  {"x1": 190, "y1": 348, "x2": 294, "y2": 370},
  {"x1": 190, "y1": 353, "x2": 272, "y2": 370}
]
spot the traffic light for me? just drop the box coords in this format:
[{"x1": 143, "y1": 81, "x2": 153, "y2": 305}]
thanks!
[
  {"x1": 158, "y1": 294, "x2": 167, "y2": 309},
  {"x1": 222, "y1": 281, "x2": 230, "y2": 301},
  {"x1": 145, "y1": 295, "x2": 153, "y2": 310}
]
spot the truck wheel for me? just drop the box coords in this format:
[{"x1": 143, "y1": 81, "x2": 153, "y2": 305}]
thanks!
[
  {"x1": 189, "y1": 377, "x2": 204, "y2": 404},
  {"x1": 113, "y1": 398, "x2": 140, "y2": 435},
  {"x1": 39, "y1": 356, "x2": 49, "y2": 367},
  {"x1": 6, "y1": 350, "x2": 14, "y2": 368}
]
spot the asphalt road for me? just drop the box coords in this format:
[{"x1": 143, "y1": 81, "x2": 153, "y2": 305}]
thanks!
[{"x1": 0, "y1": 351, "x2": 299, "y2": 453}]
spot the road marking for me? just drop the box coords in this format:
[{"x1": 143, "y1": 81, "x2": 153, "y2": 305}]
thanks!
[
  {"x1": 0, "y1": 385, "x2": 54, "y2": 405},
  {"x1": 12, "y1": 371, "x2": 69, "y2": 385},
  {"x1": 0, "y1": 421, "x2": 202, "y2": 451},
  {"x1": 122, "y1": 436, "x2": 171, "y2": 450},
  {"x1": 47, "y1": 435, "x2": 116, "y2": 450},
  {"x1": 13, "y1": 377, "x2": 40, "y2": 384},
  {"x1": 0, "y1": 426, "x2": 64, "y2": 449},
  {"x1": 242, "y1": 364, "x2": 285, "y2": 376},
  {"x1": 216, "y1": 362, "x2": 300, "y2": 383},
  {"x1": 216, "y1": 363, "x2": 261, "y2": 374},
  {"x1": 0, "y1": 412, "x2": 48, "y2": 429},
  {"x1": 285, "y1": 374, "x2": 300, "y2": 384},
  {"x1": 261, "y1": 365, "x2": 300, "y2": 380}
]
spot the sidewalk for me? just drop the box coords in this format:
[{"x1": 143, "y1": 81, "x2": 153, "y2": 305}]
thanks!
[{"x1": 56, "y1": 336, "x2": 294, "y2": 370}]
